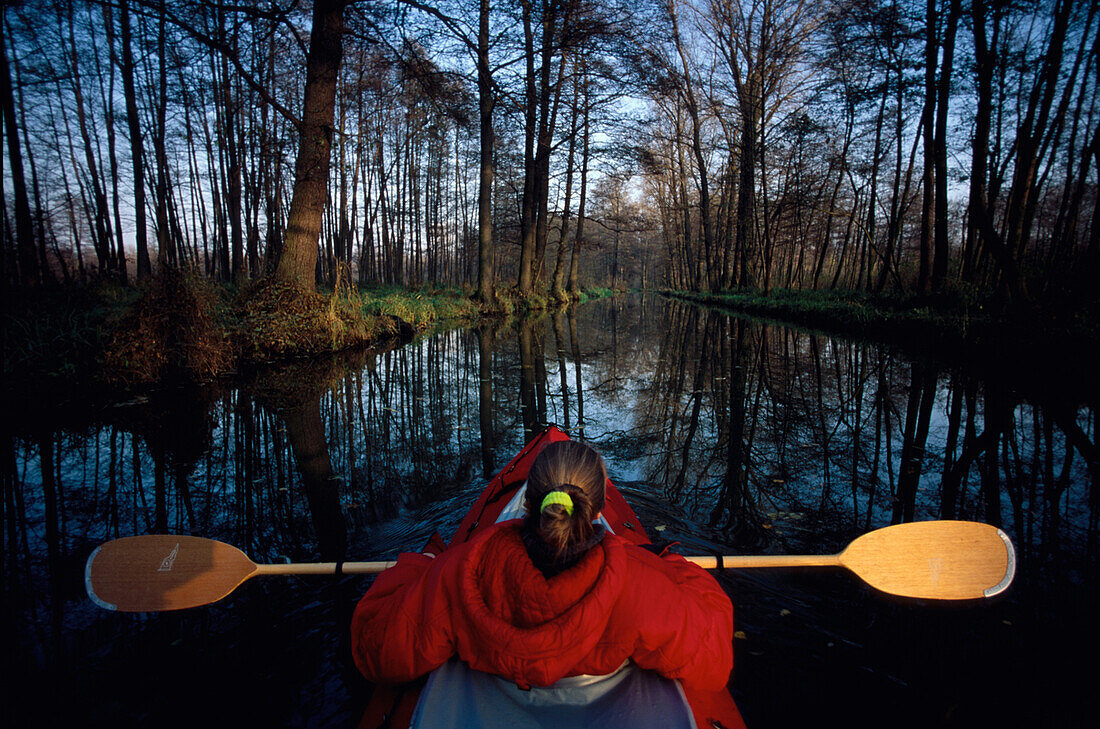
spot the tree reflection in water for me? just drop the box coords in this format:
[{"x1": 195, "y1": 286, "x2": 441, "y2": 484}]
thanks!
[{"x1": 3, "y1": 293, "x2": 1095, "y2": 727}]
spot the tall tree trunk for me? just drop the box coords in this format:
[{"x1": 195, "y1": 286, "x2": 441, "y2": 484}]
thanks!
[
  {"x1": 274, "y1": 0, "x2": 346, "y2": 292},
  {"x1": 99, "y1": 3, "x2": 128, "y2": 284},
  {"x1": 674, "y1": 106, "x2": 696, "y2": 288},
  {"x1": 152, "y1": 3, "x2": 174, "y2": 268},
  {"x1": 13, "y1": 42, "x2": 58, "y2": 282},
  {"x1": 931, "y1": 0, "x2": 960, "y2": 290},
  {"x1": 999, "y1": 0, "x2": 1074, "y2": 299},
  {"x1": 1, "y1": 28, "x2": 37, "y2": 286},
  {"x1": 531, "y1": 5, "x2": 566, "y2": 288},
  {"x1": 735, "y1": 100, "x2": 757, "y2": 289},
  {"x1": 219, "y1": 19, "x2": 245, "y2": 286},
  {"x1": 65, "y1": 2, "x2": 114, "y2": 277},
  {"x1": 118, "y1": 0, "x2": 152, "y2": 278},
  {"x1": 864, "y1": 81, "x2": 887, "y2": 291},
  {"x1": 552, "y1": 75, "x2": 580, "y2": 295},
  {"x1": 917, "y1": 0, "x2": 937, "y2": 295},
  {"x1": 476, "y1": 0, "x2": 495, "y2": 302},
  {"x1": 963, "y1": 0, "x2": 994, "y2": 283},
  {"x1": 669, "y1": 1, "x2": 715, "y2": 291},
  {"x1": 568, "y1": 63, "x2": 591, "y2": 295},
  {"x1": 517, "y1": 0, "x2": 538, "y2": 294},
  {"x1": 876, "y1": 56, "x2": 914, "y2": 293}
]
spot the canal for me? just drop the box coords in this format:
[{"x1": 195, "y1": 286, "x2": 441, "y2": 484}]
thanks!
[{"x1": 3, "y1": 293, "x2": 1096, "y2": 727}]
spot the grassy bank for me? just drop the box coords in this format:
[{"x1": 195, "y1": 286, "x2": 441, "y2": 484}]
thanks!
[
  {"x1": 666, "y1": 288, "x2": 979, "y2": 341},
  {"x1": 665, "y1": 287, "x2": 1100, "y2": 368},
  {"x1": 1, "y1": 275, "x2": 617, "y2": 405},
  {"x1": 1, "y1": 277, "x2": 465, "y2": 401}
]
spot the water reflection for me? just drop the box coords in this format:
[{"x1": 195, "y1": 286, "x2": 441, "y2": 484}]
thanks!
[{"x1": 3, "y1": 293, "x2": 1096, "y2": 727}]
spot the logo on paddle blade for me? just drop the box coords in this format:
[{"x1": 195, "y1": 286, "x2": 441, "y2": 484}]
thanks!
[
  {"x1": 928, "y1": 557, "x2": 942, "y2": 586},
  {"x1": 159, "y1": 543, "x2": 180, "y2": 572}
]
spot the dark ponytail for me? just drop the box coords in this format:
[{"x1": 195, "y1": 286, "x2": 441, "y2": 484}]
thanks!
[{"x1": 524, "y1": 440, "x2": 608, "y2": 562}]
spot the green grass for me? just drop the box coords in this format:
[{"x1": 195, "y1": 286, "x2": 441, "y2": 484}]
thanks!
[
  {"x1": 353, "y1": 284, "x2": 482, "y2": 330},
  {"x1": 577, "y1": 287, "x2": 617, "y2": 303}
]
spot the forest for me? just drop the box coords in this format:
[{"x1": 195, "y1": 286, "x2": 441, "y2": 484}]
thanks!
[
  {"x1": 1, "y1": 0, "x2": 1097, "y2": 314},
  {"x1": 3, "y1": 4, "x2": 1098, "y2": 723}
]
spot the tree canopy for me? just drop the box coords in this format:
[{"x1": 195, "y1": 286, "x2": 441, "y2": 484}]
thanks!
[{"x1": 1, "y1": 0, "x2": 1095, "y2": 306}]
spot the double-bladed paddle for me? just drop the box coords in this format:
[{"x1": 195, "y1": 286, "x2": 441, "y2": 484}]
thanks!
[
  {"x1": 85, "y1": 520, "x2": 1015, "y2": 612},
  {"x1": 687, "y1": 520, "x2": 1016, "y2": 600}
]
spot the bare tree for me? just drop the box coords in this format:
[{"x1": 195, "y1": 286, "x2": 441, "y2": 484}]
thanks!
[{"x1": 274, "y1": 0, "x2": 347, "y2": 292}]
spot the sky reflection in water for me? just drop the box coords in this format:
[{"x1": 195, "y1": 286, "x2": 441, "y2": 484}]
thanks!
[{"x1": 4, "y1": 293, "x2": 1095, "y2": 728}]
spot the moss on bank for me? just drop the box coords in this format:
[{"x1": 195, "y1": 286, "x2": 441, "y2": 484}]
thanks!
[{"x1": 235, "y1": 278, "x2": 393, "y2": 363}]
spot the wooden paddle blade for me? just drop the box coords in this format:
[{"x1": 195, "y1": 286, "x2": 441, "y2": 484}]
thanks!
[
  {"x1": 839, "y1": 520, "x2": 1016, "y2": 600},
  {"x1": 86, "y1": 535, "x2": 258, "y2": 612}
]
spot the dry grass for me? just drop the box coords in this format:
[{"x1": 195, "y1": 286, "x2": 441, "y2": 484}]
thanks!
[{"x1": 101, "y1": 268, "x2": 233, "y2": 386}]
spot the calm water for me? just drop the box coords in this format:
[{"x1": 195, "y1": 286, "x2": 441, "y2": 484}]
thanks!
[{"x1": 3, "y1": 294, "x2": 1096, "y2": 728}]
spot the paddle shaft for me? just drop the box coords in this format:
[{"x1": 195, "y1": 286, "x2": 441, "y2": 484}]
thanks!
[
  {"x1": 251, "y1": 555, "x2": 836, "y2": 575},
  {"x1": 687, "y1": 555, "x2": 841, "y2": 570},
  {"x1": 255, "y1": 561, "x2": 397, "y2": 576}
]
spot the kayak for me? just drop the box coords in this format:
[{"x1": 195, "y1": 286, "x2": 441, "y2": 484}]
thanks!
[{"x1": 357, "y1": 425, "x2": 747, "y2": 729}]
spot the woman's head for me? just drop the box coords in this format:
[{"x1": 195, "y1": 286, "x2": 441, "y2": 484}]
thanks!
[{"x1": 524, "y1": 440, "x2": 608, "y2": 561}]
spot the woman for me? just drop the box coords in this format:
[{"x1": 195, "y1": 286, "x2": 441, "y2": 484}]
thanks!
[{"x1": 350, "y1": 440, "x2": 733, "y2": 694}]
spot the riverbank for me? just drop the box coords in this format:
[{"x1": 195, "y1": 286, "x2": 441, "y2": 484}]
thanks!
[
  {"x1": 666, "y1": 287, "x2": 1100, "y2": 394},
  {"x1": 1, "y1": 274, "x2": 618, "y2": 409}
]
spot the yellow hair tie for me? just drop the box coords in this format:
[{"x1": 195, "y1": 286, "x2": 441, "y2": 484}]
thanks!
[{"x1": 540, "y1": 491, "x2": 574, "y2": 516}]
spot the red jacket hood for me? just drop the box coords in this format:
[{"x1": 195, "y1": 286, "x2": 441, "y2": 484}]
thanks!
[
  {"x1": 452, "y1": 523, "x2": 627, "y2": 681},
  {"x1": 352, "y1": 521, "x2": 733, "y2": 691}
]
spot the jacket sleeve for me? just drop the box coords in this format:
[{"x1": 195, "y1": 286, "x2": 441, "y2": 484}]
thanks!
[
  {"x1": 625, "y1": 549, "x2": 734, "y2": 691},
  {"x1": 350, "y1": 551, "x2": 458, "y2": 683}
]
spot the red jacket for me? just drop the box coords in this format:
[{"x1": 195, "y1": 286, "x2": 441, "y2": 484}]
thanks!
[{"x1": 351, "y1": 522, "x2": 733, "y2": 691}]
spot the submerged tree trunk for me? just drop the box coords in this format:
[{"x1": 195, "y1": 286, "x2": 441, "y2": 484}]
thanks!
[
  {"x1": 282, "y1": 396, "x2": 348, "y2": 561},
  {"x1": 893, "y1": 361, "x2": 938, "y2": 523}
]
